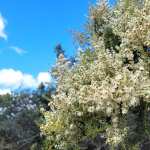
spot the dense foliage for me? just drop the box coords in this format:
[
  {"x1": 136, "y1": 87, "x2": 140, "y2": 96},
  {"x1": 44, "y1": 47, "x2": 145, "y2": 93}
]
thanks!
[
  {"x1": 0, "y1": 85, "x2": 52, "y2": 150},
  {"x1": 41, "y1": 0, "x2": 150, "y2": 149}
]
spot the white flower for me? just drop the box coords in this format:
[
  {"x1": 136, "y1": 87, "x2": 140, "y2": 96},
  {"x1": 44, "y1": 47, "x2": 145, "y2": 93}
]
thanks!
[
  {"x1": 87, "y1": 106, "x2": 95, "y2": 113},
  {"x1": 122, "y1": 108, "x2": 128, "y2": 114},
  {"x1": 76, "y1": 111, "x2": 83, "y2": 117},
  {"x1": 106, "y1": 107, "x2": 113, "y2": 116},
  {"x1": 115, "y1": 74, "x2": 122, "y2": 80}
]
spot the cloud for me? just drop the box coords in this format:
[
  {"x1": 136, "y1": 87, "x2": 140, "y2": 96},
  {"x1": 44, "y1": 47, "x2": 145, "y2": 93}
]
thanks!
[
  {"x1": 0, "y1": 89, "x2": 11, "y2": 95},
  {"x1": 0, "y1": 14, "x2": 26, "y2": 55},
  {"x1": 10, "y1": 46, "x2": 27, "y2": 55},
  {"x1": 0, "y1": 69, "x2": 51, "y2": 95},
  {"x1": 0, "y1": 13, "x2": 7, "y2": 40},
  {"x1": 37, "y1": 72, "x2": 51, "y2": 85}
]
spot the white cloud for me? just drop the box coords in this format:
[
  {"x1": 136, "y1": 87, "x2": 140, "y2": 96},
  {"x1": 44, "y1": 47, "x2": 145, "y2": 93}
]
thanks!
[
  {"x1": 37, "y1": 72, "x2": 51, "y2": 85},
  {"x1": 0, "y1": 13, "x2": 7, "y2": 40},
  {"x1": 0, "y1": 69, "x2": 51, "y2": 95},
  {"x1": 10, "y1": 46, "x2": 27, "y2": 55},
  {"x1": 0, "y1": 89, "x2": 11, "y2": 95},
  {"x1": 0, "y1": 14, "x2": 25, "y2": 55},
  {"x1": 22, "y1": 74, "x2": 37, "y2": 88}
]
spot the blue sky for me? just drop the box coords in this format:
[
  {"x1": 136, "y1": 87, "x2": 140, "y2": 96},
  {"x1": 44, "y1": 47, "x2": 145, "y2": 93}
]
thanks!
[
  {"x1": 0, "y1": 0, "x2": 97, "y2": 76},
  {"x1": 0, "y1": 0, "x2": 115, "y2": 94}
]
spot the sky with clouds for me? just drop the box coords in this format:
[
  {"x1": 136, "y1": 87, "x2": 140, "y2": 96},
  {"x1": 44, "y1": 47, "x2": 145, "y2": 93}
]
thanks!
[{"x1": 0, "y1": 0, "x2": 116, "y2": 94}]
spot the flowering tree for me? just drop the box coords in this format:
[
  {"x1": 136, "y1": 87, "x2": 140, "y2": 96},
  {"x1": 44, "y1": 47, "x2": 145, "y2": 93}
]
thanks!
[{"x1": 41, "y1": 0, "x2": 150, "y2": 149}]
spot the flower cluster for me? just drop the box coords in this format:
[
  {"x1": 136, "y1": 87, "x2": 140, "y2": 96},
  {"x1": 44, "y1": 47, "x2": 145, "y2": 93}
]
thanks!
[{"x1": 41, "y1": 0, "x2": 150, "y2": 149}]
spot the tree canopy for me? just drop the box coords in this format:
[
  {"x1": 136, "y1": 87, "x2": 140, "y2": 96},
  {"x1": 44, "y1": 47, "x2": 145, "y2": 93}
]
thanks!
[{"x1": 41, "y1": 0, "x2": 150, "y2": 149}]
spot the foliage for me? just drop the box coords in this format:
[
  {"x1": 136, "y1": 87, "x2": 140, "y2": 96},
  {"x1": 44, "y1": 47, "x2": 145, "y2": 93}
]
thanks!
[
  {"x1": 41, "y1": 0, "x2": 150, "y2": 149},
  {"x1": 0, "y1": 86, "x2": 52, "y2": 150}
]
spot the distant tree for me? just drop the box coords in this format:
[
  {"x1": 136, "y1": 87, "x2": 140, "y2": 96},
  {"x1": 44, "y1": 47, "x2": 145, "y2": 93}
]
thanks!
[
  {"x1": 0, "y1": 90, "x2": 49, "y2": 150},
  {"x1": 54, "y1": 44, "x2": 65, "y2": 58}
]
